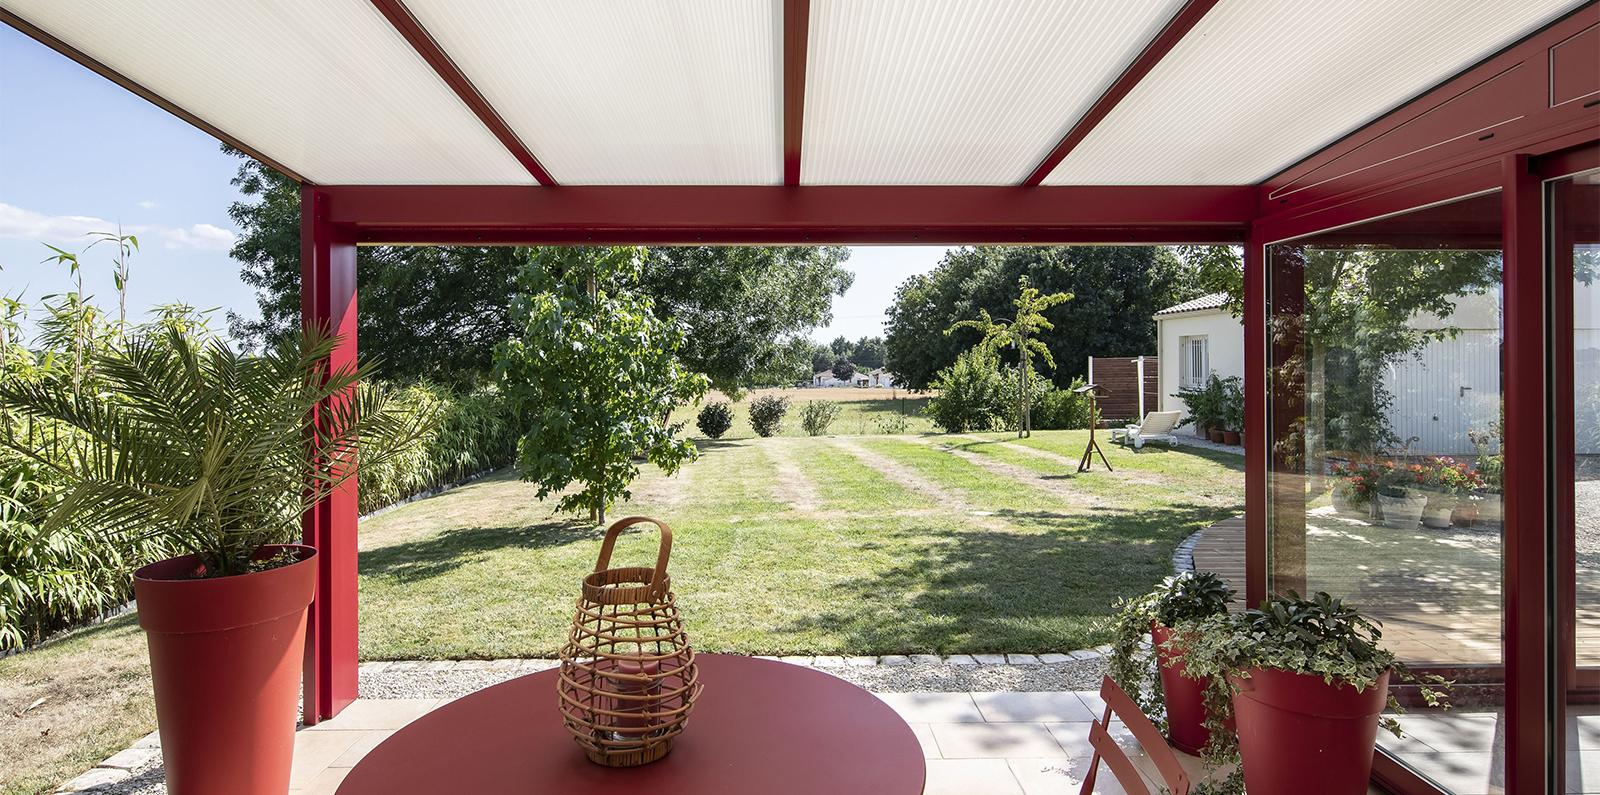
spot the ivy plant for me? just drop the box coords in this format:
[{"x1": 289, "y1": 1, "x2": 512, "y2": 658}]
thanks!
[
  {"x1": 1105, "y1": 571, "x2": 1235, "y2": 730},
  {"x1": 1169, "y1": 591, "x2": 1452, "y2": 795}
]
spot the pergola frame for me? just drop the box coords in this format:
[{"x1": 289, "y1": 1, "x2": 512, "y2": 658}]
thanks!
[{"x1": 6, "y1": 2, "x2": 1597, "y2": 793}]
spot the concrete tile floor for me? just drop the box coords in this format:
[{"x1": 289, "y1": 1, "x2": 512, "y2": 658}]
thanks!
[{"x1": 287, "y1": 689, "x2": 1391, "y2": 794}]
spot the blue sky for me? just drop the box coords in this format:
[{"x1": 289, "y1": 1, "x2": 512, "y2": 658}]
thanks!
[{"x1": 0, "y1": 25, "x2": 942, "y2": 344}]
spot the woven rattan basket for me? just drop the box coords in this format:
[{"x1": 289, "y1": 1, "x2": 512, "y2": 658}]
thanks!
[{"x1": 557, "y1": 516, "x2": 701, "y2": 767}]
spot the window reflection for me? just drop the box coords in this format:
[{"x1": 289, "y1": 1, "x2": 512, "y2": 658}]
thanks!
[{"x1": 1267, "y1": 191, "x2": 1505, "y2": 793}]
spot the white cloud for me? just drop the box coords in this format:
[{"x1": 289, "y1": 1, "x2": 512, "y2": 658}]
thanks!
[
  {"x1": 161, "y1": 223, "x2": 235, "y2": 251},
  {"x1": 137, "y1": 200, "x2": 158, "y2": 210},
  {"x1": 0, "y1": 202, "x2": 235, "y2": 252}
]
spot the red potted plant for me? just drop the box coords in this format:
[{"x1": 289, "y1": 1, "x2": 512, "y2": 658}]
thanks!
[
  {"x1": 1171, "y1": 592, "x2": 1450, "y2": 795},
  {"x1": 1107, "y1": 571, "x2": 1236, "y2": 756},
  {"x1": 0, "y1": 327, "x2": 436, "y2": 794}
]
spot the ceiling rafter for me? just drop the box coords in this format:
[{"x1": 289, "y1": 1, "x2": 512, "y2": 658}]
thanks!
[
  {"x1": 782, "y1": 0, "x2": 811, "y2": 186},
  {"x1": 369, "y1": 0, "x2": 557, "y2": 186},
  {"x1": 1021, "y1": 0, "x2": 1220, "y2": 187}
]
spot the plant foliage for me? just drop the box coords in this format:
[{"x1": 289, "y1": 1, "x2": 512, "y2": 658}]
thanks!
[
  {"x1": 748, "y1": 395, "x2": 790, "y2": 438},
  {"x1": 800, "y1": 400, "x2": 842, "y2": 436},
  {"x1": 696, "y1": 402, "x2": 735, "y2": 440},
  {"x1": 1105, "y1": 572, "x2": 1235, "y2": 730},
  {"x1": 946, "y1": 276, "x2": 1072, "y2": 437},
  {"x1": 495, "y1": 247, "x2": 707, "y2": 523}
]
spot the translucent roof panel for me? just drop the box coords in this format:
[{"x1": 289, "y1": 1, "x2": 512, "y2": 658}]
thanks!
[
  {"x1": 1044, "y1": 0, "x2": 1588, "y2": 185},
  {"x1": 800, "y1": 0, "x2": 1189, "y2": 185},
  {"x1": 407, "y1": 0, "x2": 781, "y2": 185},
  {"x1": 4, "y1": 0, "x2": 535, "y2": 185}
]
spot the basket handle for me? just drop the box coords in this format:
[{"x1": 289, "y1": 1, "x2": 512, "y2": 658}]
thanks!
[{"x1": 593, "y1": 516, "x2": 673, "y2": 593}]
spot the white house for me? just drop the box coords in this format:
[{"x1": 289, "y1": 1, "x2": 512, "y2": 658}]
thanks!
[
  {"x1": 811, "y1": 369, "x2": 850, "y2": 387},
  {"x1": 1154, "y1": 289, "x2": 1600, "y2": 455},
  {"x1": 867, "y1": 368, "x2": 899, "y2": 388}
]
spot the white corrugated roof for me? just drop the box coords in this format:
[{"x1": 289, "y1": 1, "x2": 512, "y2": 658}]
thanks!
[{"x1": 2, "y1": 0, "x2": 1585, "y2": 186}]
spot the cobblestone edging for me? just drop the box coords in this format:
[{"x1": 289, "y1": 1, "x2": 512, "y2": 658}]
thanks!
[
  {"x1": 356, "y1": 649, "x2": 1113, "y2": 677},
  {"x1": 1172, "y1": 528, "x2": 1203, "y2": 574}
]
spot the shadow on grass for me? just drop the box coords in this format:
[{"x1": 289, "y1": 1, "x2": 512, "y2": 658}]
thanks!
[
  {"x1": 775, "y1": 501, "x2": 1239, "y2": 653},
  {"x1": 947, "y1": 434, "x2": 1247, "y2": 474},
  {"x1": 360, "y1": 519, "x2": 597, "y2": 584}
]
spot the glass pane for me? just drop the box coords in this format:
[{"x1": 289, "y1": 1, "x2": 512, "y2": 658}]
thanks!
[
  {"x1": 1556, "y1": 168, "x2": 1600, "y2": 794},
  {"x1": 1267, "y1": 191, "x2": 1505, "y2": 793}
]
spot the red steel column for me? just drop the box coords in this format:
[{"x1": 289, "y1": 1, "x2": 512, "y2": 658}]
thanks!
[
  {"x1": 1243, "y1": 226, "x2": 1267, "y2": 608},
  {"x1": 300, "y1": 187, "x2": 360, "y2": 724},
  {"x1": 1501, "y1": 153, "x2": 1550, "y2": 795}
]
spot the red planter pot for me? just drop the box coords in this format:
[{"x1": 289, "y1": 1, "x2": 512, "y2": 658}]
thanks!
[
  {"x1": 1222, "y1": 430, "x2": 1241, "y2": 446},
  {"x1": 1230, "y1": 667, "x2": 1391, "y2": 795},
  {"x1": 1208, "y1": 428, "x2": 1225, "y2": 444},
  {"x1": 134, "y1": 545, "x2": 317, "y2": 795},
  {"x1": 1151, "y1": 623, "x2": 1218, "y2": 755}
]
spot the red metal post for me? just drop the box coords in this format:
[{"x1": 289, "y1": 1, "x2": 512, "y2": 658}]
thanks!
[
  {"x1": 1242, "y1": 225, "x2": 1267, "y2": 608},
  {"x1": 1500, "y1": 153, "x2": 1550, "y2": 795},
  {"x1": 782, "y1": 0, "x2": 810, "y2": 186},
  {"x1": 300, "y1": 187, "x2": 360, "y2": 725}
]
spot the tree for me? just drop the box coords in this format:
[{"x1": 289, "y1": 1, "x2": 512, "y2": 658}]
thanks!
[
  {"x1": 809, "y1": 343, "x2": 834, "y2": 374},
  {"x1": 947, "y1": 276, "x2": 1073, "y2": 437},
  {"x1": 851, "y1": 336, "x2": 887, "y2": 370},
  {"x1": 885, "y1": 246, "x2": 1205, "y2": 390},
  {"x1": 829, "y1": 336, "x2": 854, "y2": 357},
  {"x1": 225, "y1": 149, "x2": 854, "y2": 390},
  {"x1": 831, "y1": 357, "x2": 857, "y2": 382},
  {"x1": 495, "y1": 247, "x2": 707, "y2": 523},
  {"x1": 227, "y1": 152, "x2": 522, "y2": 385}
]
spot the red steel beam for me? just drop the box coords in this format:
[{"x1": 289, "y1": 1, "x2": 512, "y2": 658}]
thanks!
[
  {"x1": 314, "y1": 184, "x2": 1254, "y2": 244},
  {"x1": 783, "y1": 0, "x2": 810, "y2": 186},
  {"x1": 0, "y1": 8, "x2": 307, "y2": 183},
  {"x1": 1020, "y1": 0, "x2": 1219, "y2": 187},
  {"x1": 369, "y1": 0, "x2": 557, "y2": 186}
]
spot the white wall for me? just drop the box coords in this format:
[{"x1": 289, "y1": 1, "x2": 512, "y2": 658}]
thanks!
[{"x1": 1157, "y1": 310, "x2": 1244, "y2": 418}]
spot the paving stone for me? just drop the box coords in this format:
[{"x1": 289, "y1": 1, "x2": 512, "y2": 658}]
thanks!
[
  {"x1": 909, "y1": 654, "x2": 943, "y2": 665},
  {"x1": 131, "y1": 730, "x2": 161, "y2": 749},
  {"x1": 944, "y1": 654, "x2": 978, "y2": 666},
  {"x1": 842, "y1": 656, "x2": 878, "y2": 667},
  {"x1": 57, "y1": 767, "x2": 130, "y2": 791},
  {"x1": 972, "y1": 691, "x2": 1097, "y2": 723},
  {"x1": 1037, "y1": 653, "x2": 1073, "y2": 664},
  {"x1": 1068, "y1": 650, "x2": 1099, "y2": 661},
  {"x1": 873, "y1": 692, "x2": 985, "y2": 723},
  {"x1": 1092, "y1": 645, "x2": 1113, "y2": 655},
  {"x1": 359, "y1": 661, "x2": 392, "y2": 674},
  {"x1": 879, "y1": 655, "x2": 913, "y2": 666},
  {"x1": 753, "y1": 655, "x2": 782, "y2": 662},
  {"x1": 779, "y1": 655, "x2": 815, "y2": 666},
  {"x1": 385, "y1": 660, "x2": 429, "y2": 671},
  {"x1": 930, "y1": 723, "x2": 1069, "y2": 759},
  {"x1": 973, "y1": 654, "x2": 1008, "y2": 665},
  {"x1": 421, "y1": 660, "x2": 458, "y2": 672},
  {"x1": 452, "y1": 660, "x2": 493, "y2": 671},
  {"x1": 99, "y1": 747, "x2": 160, "y2": 770},
  {"x1": 486, "y1": 658, "x2": 522, "y2": 670},
  {"x1": 812, "y1": 655, "x2": 846, "y2": 667},
  {"x1": 1006, "y1": 654, "x2": 1041, "y2": 666}
]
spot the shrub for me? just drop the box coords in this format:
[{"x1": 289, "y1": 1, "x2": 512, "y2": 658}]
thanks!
[
  {"x1": 696, "y1": 401, "x2": 735, "y2": 439},
  {"x1": 357, "y1": 383, "x2": 523, "y2": 513},
  {"x1": 874, "y1": 414, "x2": 910, "y2": 434},
  {"x1": 748, "y1": 395, "x2": 790, "y2": 437},
  {"x1": 800, "y1": 400, "x2": 841, "y2": 436},
  {"x1": 992, "y1": 364, "x2": 1053, "y2": 431},
  {"x1": 925, "y1": 349, "x2": 1002, "y2": 432},
  {"x1": 1033, "y1": 379, "x2": 1093, "y2": 429}
]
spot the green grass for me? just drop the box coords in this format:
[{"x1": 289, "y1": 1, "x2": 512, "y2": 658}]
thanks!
[
  {"x1": 0, "y1": 614, "x2": 154, "y2": 795},
  {"x1": 356, "y1": 430, "x2": 1244, "y2": 659}
]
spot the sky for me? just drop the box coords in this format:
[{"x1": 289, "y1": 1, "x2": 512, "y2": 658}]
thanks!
[{"x1": 0, "y1": 26, "x2": 941, "y2": 345}]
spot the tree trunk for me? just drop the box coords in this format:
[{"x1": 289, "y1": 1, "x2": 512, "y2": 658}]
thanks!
[{"x1": 1018, "y1": 341, "x2": 1031, "y2": 438}]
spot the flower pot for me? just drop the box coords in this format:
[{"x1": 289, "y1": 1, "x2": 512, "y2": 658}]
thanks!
[
  {"x1": 1222, "y1": 430, "x2": 1240, "y2": 446},
  {"x1": 1474, "y1": 492, "x2": 1504, "y2": 527},
  {"x1": 1230, "y1": 667, "x2": 1391, "y2": 795},
  {"x1": 1194, "y1": 425, "x2": 1210, "y2": 439},
  {"x1": 1421, "y1": 492, "x2": 1457, "y2": 529},
  {"x1": 1151, "y1": 623, "x2": 1225, "y2": 755},
  {"x1": 134, "y1": 545, "x2": 317, "y2": 795},
  {"x1": 1374, "y1": 491, "x2": 1426, "y2": 530},
  {"x1": 1330, "y1": 487, "x2": 1368, "y2": 518},
  {"x1": 1451, "y1": 499, "x2": 1480, "y2": 527},
  {"x1": 1208, "y1": 428, "x2": 1225, "y2": 444}
]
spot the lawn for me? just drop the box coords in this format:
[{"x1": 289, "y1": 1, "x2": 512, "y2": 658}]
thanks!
[
  {"x1": 667, "y1": 387, "x2": 936, "y2": 438},
  {"x1": 356, "y1": 430, "x2": 1243, "y2": 660}
]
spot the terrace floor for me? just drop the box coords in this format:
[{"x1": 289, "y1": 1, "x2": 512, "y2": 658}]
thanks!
[{"x1": 69, "y1": 681, "x2": 1391, "y2": 795}]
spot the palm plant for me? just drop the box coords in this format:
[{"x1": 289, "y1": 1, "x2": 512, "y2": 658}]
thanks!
[
  {"x1": 0, "y1": 326, "x2": 438, "y2": 579},
  {"x1": 946, "y1": 276, "x2": 1073, "y2": 437}
]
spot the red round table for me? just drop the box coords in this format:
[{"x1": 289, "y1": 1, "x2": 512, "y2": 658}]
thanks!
[{"x1": 337, "y1": 653, "x2": 925, "y2": 794}]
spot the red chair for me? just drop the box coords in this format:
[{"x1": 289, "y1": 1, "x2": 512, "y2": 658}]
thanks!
[{"x1": 1079, "y1": 675, "x2": 1190, "y2": 795}]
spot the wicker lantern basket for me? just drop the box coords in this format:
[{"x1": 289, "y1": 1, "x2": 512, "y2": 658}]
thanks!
[{"x1": 557, "y1": 516, "x2": 701, "y2": 767}]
